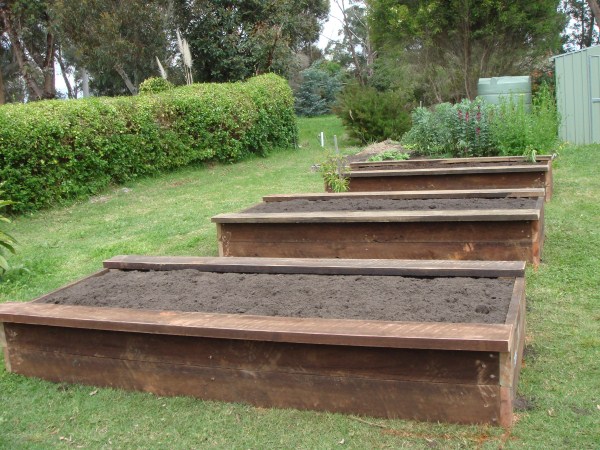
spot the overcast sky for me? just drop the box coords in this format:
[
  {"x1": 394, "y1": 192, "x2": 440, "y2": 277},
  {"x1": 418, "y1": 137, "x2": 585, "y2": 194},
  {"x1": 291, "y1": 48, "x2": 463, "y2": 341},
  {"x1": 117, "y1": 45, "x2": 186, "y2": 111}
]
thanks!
[{"x1": 319, "y1": 0, "x2": 344, "y2": 49}]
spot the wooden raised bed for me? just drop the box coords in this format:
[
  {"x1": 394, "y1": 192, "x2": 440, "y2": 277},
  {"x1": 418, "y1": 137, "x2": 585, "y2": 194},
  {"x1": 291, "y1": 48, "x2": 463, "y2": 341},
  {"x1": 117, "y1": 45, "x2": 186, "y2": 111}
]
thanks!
[
  {"x1": 342, "y1": 155, "x2": 554, "y2": 201},
  {"x1": 212, "y1": 189, "x2": 545, "y2": 264},
  {"x1": 0, "y1": 256, "x2": 526, "y2": 427}
]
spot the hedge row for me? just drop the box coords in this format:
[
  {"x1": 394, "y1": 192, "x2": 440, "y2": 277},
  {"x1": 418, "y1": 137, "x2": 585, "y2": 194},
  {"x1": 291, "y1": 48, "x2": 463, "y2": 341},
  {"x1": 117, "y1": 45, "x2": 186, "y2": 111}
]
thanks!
[{"x1": 0, "y1": 74, "x2": 297, "y2": 213}]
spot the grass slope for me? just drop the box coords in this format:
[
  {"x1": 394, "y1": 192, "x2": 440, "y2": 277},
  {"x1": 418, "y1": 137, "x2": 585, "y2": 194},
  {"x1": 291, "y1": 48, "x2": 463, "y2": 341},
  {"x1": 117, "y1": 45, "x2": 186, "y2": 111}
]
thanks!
[{"x1": 0, "y1": 117, "x2": 598, "y2": 449}]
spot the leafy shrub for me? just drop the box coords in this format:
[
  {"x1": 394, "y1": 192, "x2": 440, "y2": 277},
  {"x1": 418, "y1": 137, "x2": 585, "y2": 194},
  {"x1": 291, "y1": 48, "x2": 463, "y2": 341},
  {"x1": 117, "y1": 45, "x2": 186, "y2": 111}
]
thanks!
[
  {"x1": 367, "y1": 149, "x2": 410, "y2": 162},
  {"x1": 402, "y1": 86, "x2": 558, "y2": 158},
  {"x1": 0, "y1": 188, "x2": 16, "y2": 273},
  {"x1": 402, "y1": 98, "x2": 496, "y2": 157},
  {"x1": 138, "y1": 77, "x2": 175, "y2": 94},
  {"x1": 491, "y1": 82, "x2": 558, "y2": 157},
  {"x1": 335, "y1": 84, "x2": 412, "y2": 144},
  {"x1": 0, "y1": 74, "x2": 297, "y2": 213},
  {"x1": 294, "y1": 61, "x2": 344, "y2": 117}
]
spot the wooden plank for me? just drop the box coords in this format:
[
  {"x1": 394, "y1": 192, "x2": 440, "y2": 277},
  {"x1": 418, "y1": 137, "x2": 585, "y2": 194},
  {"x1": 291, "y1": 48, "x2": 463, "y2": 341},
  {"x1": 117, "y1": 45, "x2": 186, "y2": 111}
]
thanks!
[
  {"x1": 262, "y1": 188, "x2": 546, "y2": 203},
  {"x1": 7, "y1": 347, "x2": 505, "y2": 424},
  {"x1": 217, "y1": 221, "x2": 535, "y2": 242},
  {"x1": 499, "y1": 386, "x2": 514, "y2": 427},
  {"x1": 219, "y1": 240, "x2": 537, "y2": 262},
  {"x1": 263, "y1": 188, "x2": 546, "y2": 202},
  {"x1": 0, "y1": 302, "x2": 513, "y2": 352},
  {"x1": 349, "y1": 155, "x2": 554, "y2": 169},
  {"x1": 504, "y1": 278, "x2": 525, "y2": 327},
  {"x1": 212, "y1": 209, "x2": 541, "y2": 224},
  {"x1": 349, "y1": 165, "x2": 549, "y2": 177},
  {"x1": 349, "y1": 157, "x2": 553, "y2": 171},
  {"x1": 345, "y1": 172, "x2": 548, "y2": 194},
  {"x1": 103, "y1": 255, "x2": 526, "y2": 277},
  {"x1": 4, "y1": 323, "x2": 500, "y2": 385},
  {"x1": 0, "y1": 322, "x2": 10, "y2": 373}
]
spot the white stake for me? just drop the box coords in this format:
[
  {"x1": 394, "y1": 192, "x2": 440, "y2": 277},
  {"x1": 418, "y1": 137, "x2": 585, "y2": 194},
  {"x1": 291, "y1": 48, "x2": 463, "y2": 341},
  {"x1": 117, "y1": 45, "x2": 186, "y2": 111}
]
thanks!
[{"x1": 320, "y1": 132, "x2": 325, "y2": 147}]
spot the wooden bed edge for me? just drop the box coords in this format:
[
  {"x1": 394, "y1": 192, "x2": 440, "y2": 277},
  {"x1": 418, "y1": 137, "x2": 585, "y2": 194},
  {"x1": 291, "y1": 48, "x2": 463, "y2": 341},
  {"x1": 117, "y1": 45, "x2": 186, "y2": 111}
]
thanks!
[
  {"x1": 348, "y1": 155, "x2": 555, "y2": 169},
  {"x1": 0, "y1": 322, "x2": 11, "y2": 372},
  {"x1": 0, "y1": 302, "x2": 513, "y2": 352},
  {"x1": 347, "y1": 165, "x2": 550, "y2": 177},
  {"x1": 103, "y1": 255, "x2": 526, "y2": 277},
  {"x1": 211, "y1": 209, "x2": 541, "y2": 223},
  {"x1": 262, "y1": 188, "x2": 547, "y2": 202}
]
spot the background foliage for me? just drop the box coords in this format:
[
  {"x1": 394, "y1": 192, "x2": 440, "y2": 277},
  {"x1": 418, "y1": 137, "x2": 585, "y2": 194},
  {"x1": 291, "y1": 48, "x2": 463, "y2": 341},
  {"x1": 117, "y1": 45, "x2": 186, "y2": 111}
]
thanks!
[
  {"x1": 0, "y1": 74, "x2": 297, "y2": 212},
  {"x1": 402, "y1": 85, "x2": 558, "y2": 157},
  {"x1": 294, "y1": 60, "x2": 344, "y2": 117},
  {"x1": 335, "y1": 83, "x2": 413, "y2": 143}
]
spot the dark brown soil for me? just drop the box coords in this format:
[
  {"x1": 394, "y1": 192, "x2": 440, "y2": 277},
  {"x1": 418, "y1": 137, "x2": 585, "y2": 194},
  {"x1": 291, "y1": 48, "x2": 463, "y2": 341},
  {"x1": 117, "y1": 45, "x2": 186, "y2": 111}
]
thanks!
[
  {"x1": 244, "y1": 197, "x2": 537, "y2": 213},
  {"x1": 39, "y1": 270, "x2": 515, "y2": 324}
]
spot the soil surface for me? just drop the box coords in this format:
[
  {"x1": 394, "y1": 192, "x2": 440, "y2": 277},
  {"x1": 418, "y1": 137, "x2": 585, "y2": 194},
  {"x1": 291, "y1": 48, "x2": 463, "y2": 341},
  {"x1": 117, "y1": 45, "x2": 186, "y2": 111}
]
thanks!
[
  {"x1": 244, "y1": 197, "x2": 537, "y2": 213},
  {"x1": 39, "y1": 270, "x2": 515, "y2": 324}
]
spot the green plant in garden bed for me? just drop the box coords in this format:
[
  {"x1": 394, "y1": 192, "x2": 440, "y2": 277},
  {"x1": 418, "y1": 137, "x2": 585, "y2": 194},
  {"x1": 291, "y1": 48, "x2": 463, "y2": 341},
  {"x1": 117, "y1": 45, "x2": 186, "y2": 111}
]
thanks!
[
  {"x1": 0, "y1": 116, "x2": 598, "y2": 449},
  {"x1": 402, "y1": 83, "x2": 559, "y2": 158},
  {"x1": 319, "y1": 153, "x2": 349, "y2": 192},
  {"x1": 367, "y1": 149, "x2": 410, "y2": 162},
  {"x1": 492, "y1": 83, "x2": 558, "y2": 157},
  {"x1": 402, "y1": 98, "x2": 496, "y2": 157}
]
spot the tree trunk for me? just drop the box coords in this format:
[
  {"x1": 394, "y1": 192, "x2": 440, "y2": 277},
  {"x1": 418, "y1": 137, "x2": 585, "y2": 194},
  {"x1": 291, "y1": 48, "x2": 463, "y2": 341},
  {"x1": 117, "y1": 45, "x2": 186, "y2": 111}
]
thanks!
[
  {"x1": 588, "y1": 0, "x2": 600, "y2": 24},
  {"x1": 462, "y1": 0, "x2": 473, "y2": 99},
  {"x1": 0, "y1": 7, "x2": 55, "y2": 101},
  {"x1": 0, "y1": 68, "x2": 5, "y2": 104},
  {"x1": 42, "y1": 31, "x2": 56, "y2": 99},
  {"x1": 81, "y1": 69, "x2": 90, "y2": 97},
  {"x1": 57, "y1": 46, "x2": 74, "y2": 99},
  {"x1": 114, "y1": 64, "x2": 138, "y2": 95}
]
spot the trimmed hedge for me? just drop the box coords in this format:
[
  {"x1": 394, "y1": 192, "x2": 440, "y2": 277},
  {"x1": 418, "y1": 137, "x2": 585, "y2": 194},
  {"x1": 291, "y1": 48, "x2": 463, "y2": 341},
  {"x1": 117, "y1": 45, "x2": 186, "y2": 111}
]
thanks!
[{"x1": 0, "y1": 74, "x2": 297, "y2": 213}]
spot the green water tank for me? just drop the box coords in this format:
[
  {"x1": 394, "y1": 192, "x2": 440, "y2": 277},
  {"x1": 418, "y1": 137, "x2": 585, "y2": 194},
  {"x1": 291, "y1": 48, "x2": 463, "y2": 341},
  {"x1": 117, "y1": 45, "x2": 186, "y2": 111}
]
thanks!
[{"x1": 477, "y1": 76, "x2": 532, "y2": 106}]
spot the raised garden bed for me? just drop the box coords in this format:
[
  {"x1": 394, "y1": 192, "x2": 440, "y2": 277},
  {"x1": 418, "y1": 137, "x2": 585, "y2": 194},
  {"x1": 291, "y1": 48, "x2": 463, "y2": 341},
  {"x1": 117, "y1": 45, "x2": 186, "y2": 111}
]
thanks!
[
  {"x1": 212, "y1": 189, "x2": 545, "y2": 264},
  {"x1": 341, "y1": 156, "x2": 554, "y2": 201},
  {"x1": 0, "y1": 256, "x2": 526, "y2": 426}
]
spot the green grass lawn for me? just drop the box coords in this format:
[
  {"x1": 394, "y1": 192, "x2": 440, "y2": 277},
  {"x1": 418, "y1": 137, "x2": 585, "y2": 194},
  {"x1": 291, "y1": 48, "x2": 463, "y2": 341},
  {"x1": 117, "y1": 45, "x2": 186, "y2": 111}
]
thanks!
[{"x1": 1, "y1": 116, "x2": 598, "y2": 449}]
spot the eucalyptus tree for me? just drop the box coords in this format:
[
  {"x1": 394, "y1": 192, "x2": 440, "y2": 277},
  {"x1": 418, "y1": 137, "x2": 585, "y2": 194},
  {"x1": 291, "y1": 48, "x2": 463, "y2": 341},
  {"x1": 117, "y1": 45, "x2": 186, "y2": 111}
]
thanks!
[
  {"x1": 0, "y1": 0, "x2": 56, "y2": 101},
  {"x1": 173, "y1": 0, "x2": 329, "y2": 82},
  {"x1": 369, "y1": 0, "x2": 566, "y2": 102},
  {"x1": 54, "y1": 0, "x2": 171, "y2": 95}
]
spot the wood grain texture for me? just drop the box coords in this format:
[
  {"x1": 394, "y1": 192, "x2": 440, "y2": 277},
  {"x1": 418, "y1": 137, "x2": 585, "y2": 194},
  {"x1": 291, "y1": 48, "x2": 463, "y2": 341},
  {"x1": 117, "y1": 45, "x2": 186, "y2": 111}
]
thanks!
[
  {"x1": 344, "y1": 172, "x2": 551, "y2": 201},
  {"x1": 216, "y1": 219, "x2": 541, "y2": 263},
  {"x1": 349, "y1": 156, "x2": 553, "y2": 170},
  {"x1": 212, "y1": 209, "x2": 541, "y2": 223},
  {"x1": 263, "y1": 188, "x2": 546, "y2": 202},
  {"x1": 0, "y1": 302, "x2": 514, "y2": 352},
  {"x1": 103, "y1": 255, "x2": 526, "y2": 277},
  {"x1": 7, "y1": 345, "x2": 505, "y2": 424},
  {"x1": 4, "y1": 323, "x2": 500, "y2": 385},
  {"x1": 0, "y1": 322, "x2": 10, "y2": 373},
  {"x1": 349, "y1": 165, "x2": 549, "y2": 176},
  {"x1": 219, "y1": 239, "x2": 538, "y2": 262}
]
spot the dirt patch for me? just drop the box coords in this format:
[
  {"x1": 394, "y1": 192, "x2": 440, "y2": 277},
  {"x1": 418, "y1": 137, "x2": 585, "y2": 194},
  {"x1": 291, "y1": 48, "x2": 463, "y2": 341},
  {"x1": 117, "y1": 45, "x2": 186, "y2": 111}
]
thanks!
[
  {"x1": 514, "y1": 395, "x2": 536, "y2": 411},
  {"x1": 344, "y1": 140, "x2": 410, "y2": 164},
  {"x1": 39, "y1": 270, "x2": 514, "y2": 324},
  {"x1": 244, "y1": 197, "x2": 537, "y2": 213}
]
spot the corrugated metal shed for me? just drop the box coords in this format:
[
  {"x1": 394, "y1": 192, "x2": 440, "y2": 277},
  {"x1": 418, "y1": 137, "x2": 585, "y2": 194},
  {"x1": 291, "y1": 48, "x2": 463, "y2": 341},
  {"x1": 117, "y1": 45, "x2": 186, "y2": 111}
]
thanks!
[{"x1": 553, "y1": 45, "x2": 600, "y2": 144}]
